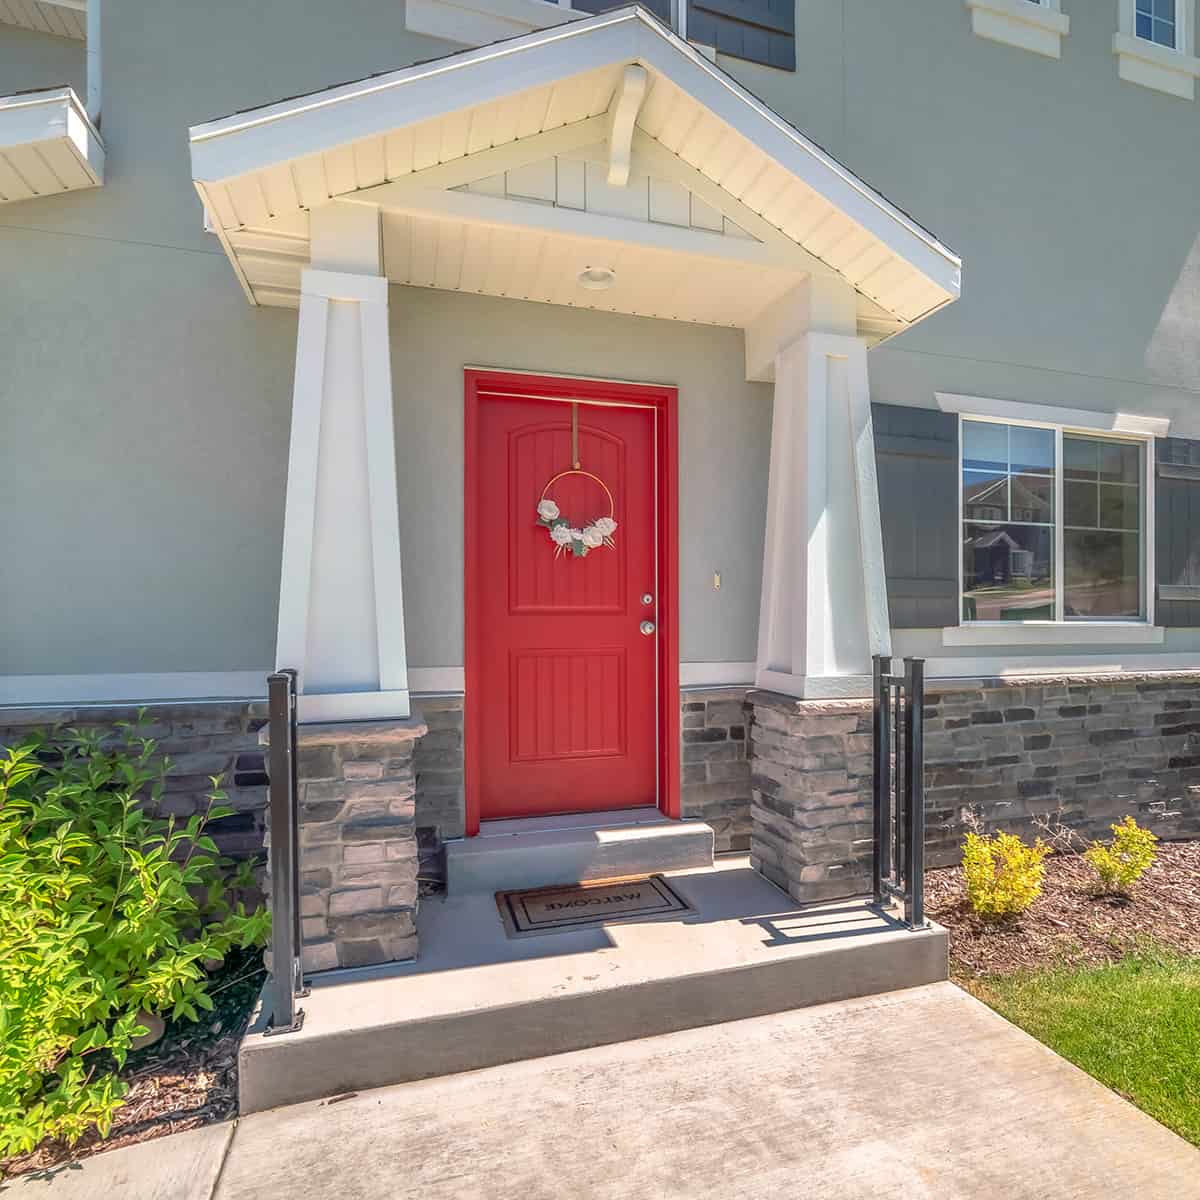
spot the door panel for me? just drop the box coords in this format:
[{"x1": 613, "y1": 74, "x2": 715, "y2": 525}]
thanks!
[{"x1": 473, "y1": 391, "x2": 658, "y2": 820}]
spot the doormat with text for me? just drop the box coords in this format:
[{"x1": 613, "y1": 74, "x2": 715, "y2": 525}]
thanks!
[{"x1": 496, "y1": 874, "x2": 692, "y2": 938}]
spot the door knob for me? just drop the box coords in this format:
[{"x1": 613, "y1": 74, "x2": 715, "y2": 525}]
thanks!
[{"x1": 640, "y1": 620, "x2": 656, "y2": 636}]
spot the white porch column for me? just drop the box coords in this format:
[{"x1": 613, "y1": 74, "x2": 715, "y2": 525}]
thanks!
[
  {"x1": 750, "y1": 280, "x2": 891, "y2": 699},
  {"x1": 275, "y1": 201, "x2": 410, "y2": 722}
]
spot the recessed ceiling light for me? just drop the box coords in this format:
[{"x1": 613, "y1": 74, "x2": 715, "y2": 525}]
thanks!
[{"x1": 578, "y1": 266, "x2": 616, "y2": 291}]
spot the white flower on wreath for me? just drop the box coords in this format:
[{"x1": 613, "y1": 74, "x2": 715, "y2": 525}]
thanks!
[
  {"x1": 581, "y1": 525, "x2": 604, "y2": 549},
  {"x1": 594, "y1": 516, "x2": 617, "y2": 538},
  {"x1": 537, "y1": 498, "x2": 560, "y2": 522},
  {"x1": 568, "y1": 528, "x2": 584, "y2": 541},
  {"x1": 550, "y1": 524, "x2": 574, "y2": 547}
]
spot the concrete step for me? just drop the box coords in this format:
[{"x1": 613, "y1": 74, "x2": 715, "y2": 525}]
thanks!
[
  {"x1": 444, "y1": 809, "x2": 715, "y2": 895},
  {"x1": 238, "y1": 858, "x2": 949, "y2": 1114}
]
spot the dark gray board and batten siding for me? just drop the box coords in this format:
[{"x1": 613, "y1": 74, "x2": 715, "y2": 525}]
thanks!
[
  {"x1": 687, "y1": 0, "x2": 796, "y2": 71},
  {"x1": 571, "y1": 0, "x2": 795, "y2": 70},
  {"x1": 872, "y1": 404, "x2": 960, "y2": 629},
  {"x1": 1156, "y1": 437, "x2": 1200, "y2": 628}
]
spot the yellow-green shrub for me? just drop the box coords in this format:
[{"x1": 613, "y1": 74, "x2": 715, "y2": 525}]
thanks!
[
  {"x1": 962, "y1": 831, "x2": 1049, "y2": 919},
  {"x1": 1084, "y1": 816, "x2": 1158, "y2": 895}
]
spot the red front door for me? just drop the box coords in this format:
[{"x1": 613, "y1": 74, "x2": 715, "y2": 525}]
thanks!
[{"x1": 466, "y1": 374, "x2": 666, "y2": 824}]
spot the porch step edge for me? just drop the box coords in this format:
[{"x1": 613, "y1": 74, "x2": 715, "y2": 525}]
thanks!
[{"x1": 237, "y1": 922, "x2": 948, "y2": 1114}]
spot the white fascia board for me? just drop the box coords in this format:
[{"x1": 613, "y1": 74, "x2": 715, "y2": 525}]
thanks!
[
  {"x1": 188, "y1": 10, "x2": 640, "y2": 183},
  {"x1": 187, "y1": 7, "x2": 959, "y2": 310},
  {"x1": 936, "y1": 391, "x2": 1170, "y2": 437}
]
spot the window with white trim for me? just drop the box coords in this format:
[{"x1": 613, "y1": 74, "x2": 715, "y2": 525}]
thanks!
[
  {"x1": 960, "y1": 417, "x2": 1149, "y2": 624},
  {"x1": 1136, "y1": 0, "x2": 1178, "y2": 47}
]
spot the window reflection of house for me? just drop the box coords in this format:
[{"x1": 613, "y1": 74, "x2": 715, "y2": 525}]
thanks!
[{"x1": 964, "y1": 528, "x2": 1033, "y2": 587}]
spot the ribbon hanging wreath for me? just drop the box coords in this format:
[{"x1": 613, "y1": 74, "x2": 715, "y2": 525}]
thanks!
[{"x1": 535, "y1": 469, "x2": 618, "y2": 559}]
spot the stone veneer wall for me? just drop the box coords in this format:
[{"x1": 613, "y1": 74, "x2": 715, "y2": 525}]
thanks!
[
  {"x1": 680, "y1": 688, "x2": 752, "y2": 852},
  {"x1": 750, "y1": 673, "x2": 1200, "y2": 905},
  {"x1": 408, "y1": 691, "x2": 756, "y2": 853},
  {"x1": 285, "y1": 717, "x2": 426, "y2": 972},
  {"x1": 749, "y1": 693, "x2": 874, "y2": 902},
  {"x1": 0, "y1": 701, "x2": 269, "y2": 858},
  {"x1": 413, "y1": 697, "x2": 466, "y2": 840}
]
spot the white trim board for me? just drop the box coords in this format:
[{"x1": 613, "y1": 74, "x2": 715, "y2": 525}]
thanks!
[
  {"x1": 413, "y1": 663, "x2": 756, "y2": 693},
  {"x1": 944, "y1": 623, "x2": 1165, "y2": 647},
  {"x1": 0, "y1": 672, "x2": 268, "y2": 708},
  {"x1": 923, "y1": 653, "x2": 1200, "y2": 680},
  {"x1": 936, "y1": 392, "x2": 1170, "y2": 436},
  {"x1": 0, "y1": 663, "x2": 758, "y2": 708}
]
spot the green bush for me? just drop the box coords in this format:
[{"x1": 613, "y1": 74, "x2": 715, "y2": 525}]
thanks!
[
  {"x1": 0, "y1": 722, "x2": 269, "y2": 1160},
  {"x1": 1084, "y1": 816, "x2": 1158, "y2": 895},
  {"x1": 962, "y1": 830, "x2": 1049, "y2": 920}
]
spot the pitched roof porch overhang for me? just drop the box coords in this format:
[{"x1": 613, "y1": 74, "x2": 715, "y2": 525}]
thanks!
[
  {"x1": 185, "y1": 7, "x2": 962, "y2": 723},
  {"x1": 188, "y1": 6, "x2": 960, "y2": 370}
]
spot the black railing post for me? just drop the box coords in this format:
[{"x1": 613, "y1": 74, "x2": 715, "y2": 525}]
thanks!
[
  {"x1": 902, "y1": 657, "x2": 926, "y2": 929},
  {"x1": 871, "y1": 655, "x2": 891, "y2": 906},
  {"x1": 264, "y1": 668, "x2": 305, "y2": 1035}
]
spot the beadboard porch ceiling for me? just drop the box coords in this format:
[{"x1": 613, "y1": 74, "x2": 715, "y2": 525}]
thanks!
[
  {"x1": 0, "y1": 0, "x2": 85, "y2": 40},
  {"x1": 188, "y1": 6, "x2": 960, "y2": 335}
]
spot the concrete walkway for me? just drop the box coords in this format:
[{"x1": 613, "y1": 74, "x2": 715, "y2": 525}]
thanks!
[{"x1": 9, "y1": 983, "x2": 1200, "y2": 1199}]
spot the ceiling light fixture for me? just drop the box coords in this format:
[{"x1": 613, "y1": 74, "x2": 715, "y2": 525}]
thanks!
[{"x1": 578, "y1": 266, "x2": 616, "y2": 291}]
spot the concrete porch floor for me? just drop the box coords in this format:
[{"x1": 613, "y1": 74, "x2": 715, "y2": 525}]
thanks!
[{"x1": 239, "y1": 856, "x2": 947, "y2": 1113}]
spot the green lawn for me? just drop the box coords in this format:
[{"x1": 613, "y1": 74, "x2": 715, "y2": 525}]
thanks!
[{"x1": 969, "y1": 950, "x2": 1200, "y2": 1147}]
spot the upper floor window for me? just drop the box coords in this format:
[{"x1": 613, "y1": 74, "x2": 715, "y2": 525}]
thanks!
[
  {"x1": 960, "y1": 418, "x2": 1149, "y2": 624},
  {"x1": 1114, "y1": 0, "x2": 1200, "y2": 98},
  {"x1": 1136, "y1": 0, "x2": 1178, "y2": 47}
]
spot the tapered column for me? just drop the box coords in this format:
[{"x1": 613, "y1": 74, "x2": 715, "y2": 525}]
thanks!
[
  {"x1": 275, "y1": 202, "x2": 409, "y2": 721},
  {"x1": 754, "y1": 314, "x2": 891, "y2": 699}
]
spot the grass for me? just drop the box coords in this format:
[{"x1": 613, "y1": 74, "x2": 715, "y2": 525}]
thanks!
[{"x1": 968, "y1": 948, "x2": 1200, "y2": 1147}]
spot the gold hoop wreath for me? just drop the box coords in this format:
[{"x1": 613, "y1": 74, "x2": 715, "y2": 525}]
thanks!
[{"x1": 535, "y1": 469, "x2": 618, "y2": 559}]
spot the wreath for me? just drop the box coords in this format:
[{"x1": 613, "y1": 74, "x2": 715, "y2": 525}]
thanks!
[{"x1": 535, "y1": 470, "x2": 618, "y2": 559}]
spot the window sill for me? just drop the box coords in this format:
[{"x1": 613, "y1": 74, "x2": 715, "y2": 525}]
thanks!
[
  {"x1": 966, "y1": 0, "x2": 1069, "y2": 60},
  {"x1": 1113, "y1": 31, "x2": 1200, "y2": 99},
  {"x1": 944, "y1": 622, "x2": 1165, "y2": 647},
  {"x1": 405, "y1": 0, "x2": 575, "y2": 47}
]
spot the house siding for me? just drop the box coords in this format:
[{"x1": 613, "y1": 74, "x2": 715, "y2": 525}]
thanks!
[{"x1": 4, "y1": 0, "x2": 1200, "y2": 696}]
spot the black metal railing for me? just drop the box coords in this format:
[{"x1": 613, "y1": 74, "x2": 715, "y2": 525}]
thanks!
[
  {"x1": 263, "y1": 668, "x2": 307, "y2": 1036},
  {"x1": 872, "y1": 655, "x2": 926, "y2": 930}
]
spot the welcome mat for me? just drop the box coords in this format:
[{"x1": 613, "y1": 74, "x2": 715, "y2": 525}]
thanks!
[{"x1": 496, "y1": 874, "x2": 692, "y2": 938}]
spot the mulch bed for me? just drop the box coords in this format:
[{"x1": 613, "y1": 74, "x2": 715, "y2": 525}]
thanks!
[
  {"x1": 0, "y1": 947, "x2": 265, "y2": 1180},
  {"x1": 927, "y1": 839, "x2": 1200, "y2": 980}
]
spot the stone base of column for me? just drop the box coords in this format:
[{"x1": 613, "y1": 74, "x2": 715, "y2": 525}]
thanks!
[
  {"x1": 263, "y1": 716, "x2": 428, "y2": 972},
  {"x1": 747, "y1": 690, "x2": 874, "y2": 904}
]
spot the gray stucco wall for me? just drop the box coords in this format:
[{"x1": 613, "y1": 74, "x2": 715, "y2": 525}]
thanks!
[
  {"x1": 729, "y1": 2, "x2": 1200, "y2": 439},
  {"x1": 0, "y1": 26, "x2": 84, "y2": 96},
  {"x1": 5, "y1": 0, "x2": 1200, "y2": 688},
  {"x1": 391, "y1": 289, "x2": 771, "y2": 669}
]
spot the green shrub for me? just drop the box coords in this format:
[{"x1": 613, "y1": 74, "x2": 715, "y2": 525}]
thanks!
[
  {"x1": 1084, "y1": 816, "x2": 1158, "y2": 895},
  {"x1": 962, "y1": 830, "x2": 1049, "y2": 920},
  {"x1": 0, "y1": 722, "x2": 270, "y2": 1160}
]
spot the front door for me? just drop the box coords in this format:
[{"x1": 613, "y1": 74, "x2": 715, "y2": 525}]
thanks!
[{"x1": 466, "y1": 372, "x2": 668, "y2": 825}]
